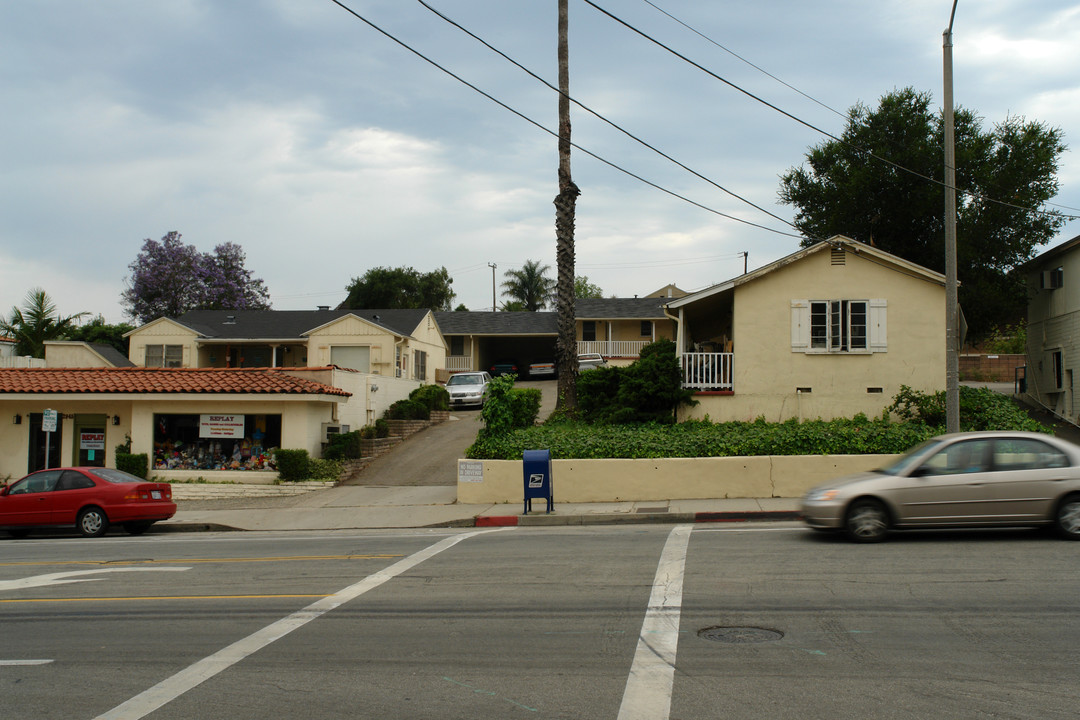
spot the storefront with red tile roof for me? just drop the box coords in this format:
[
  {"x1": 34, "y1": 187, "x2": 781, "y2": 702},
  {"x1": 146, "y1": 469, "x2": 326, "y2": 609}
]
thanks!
[{"x1": 0, "y1": 367, "x2": 352, "y2": 482}]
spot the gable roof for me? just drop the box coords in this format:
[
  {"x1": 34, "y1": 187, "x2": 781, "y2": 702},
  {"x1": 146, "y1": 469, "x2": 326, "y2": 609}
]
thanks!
[
  {"x1": 434, "y1": 298, "x2": 669, "y2": 335},
  {"x1": 575, "y1": 298, "x2": 668, "y2": 319},
  {"x1": 148, "y1": 309, "x2": 430, "y2": 341},
  {"x1": 1019, "y1": 232, "x2": 1080, "y2": 271},
  {"x1": 434, "y1": 311, "x2": 557, "y2": 336},
  {"x1": 666, "y1": 236, "x2": 945, "y2": 309},
  {"x1": 0, "y1": 367, "x2": 351, "y2": 396}
]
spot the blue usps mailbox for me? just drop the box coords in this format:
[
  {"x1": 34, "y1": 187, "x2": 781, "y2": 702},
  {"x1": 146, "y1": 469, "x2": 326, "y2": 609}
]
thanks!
[{"x1": 522, "y1": 449, "x2": 553, "y2": 514}]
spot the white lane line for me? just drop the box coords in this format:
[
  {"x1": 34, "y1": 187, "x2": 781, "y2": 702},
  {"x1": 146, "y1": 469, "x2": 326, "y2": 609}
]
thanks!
[
  {"x1": 0, "y1": 659, "x2": 54, "y2": 666},
  {"x1": 0, "y1": 567, "x2": 190, "y2": 592},
  {"x1": 94, "y1": 528, "x2": 512, "y2": 720},
  {"x1": 617, "y1": 524, "x2": 693, "y2": 720}
]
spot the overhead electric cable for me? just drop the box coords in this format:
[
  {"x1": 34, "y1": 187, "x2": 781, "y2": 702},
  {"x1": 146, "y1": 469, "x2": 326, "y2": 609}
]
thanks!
[
  {"x1": 583, "y1": 0, "x2": 1079, "y2": 222},
  {"x1": 641, "y1": 0, "x2": 849, "y2": 121},
  {"x1": 414, "y1": 0, "x2": 804, "y2": 237},
  {"x1": 328, "y1": 0, "x2": 806, "y2": 241}
]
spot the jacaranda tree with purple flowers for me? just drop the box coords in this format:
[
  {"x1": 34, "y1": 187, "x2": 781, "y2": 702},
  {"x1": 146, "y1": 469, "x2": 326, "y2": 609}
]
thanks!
[{"x1": 121, "y1": 232, "x2": 271, "y2": 323}]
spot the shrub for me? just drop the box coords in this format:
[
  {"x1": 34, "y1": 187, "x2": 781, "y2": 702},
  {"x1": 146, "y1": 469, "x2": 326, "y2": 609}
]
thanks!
[
  {"x1": 410, "y1": 384, "x2": 450, "y2": 412},
  {"x1": 275, "y1": 449, "x2": 310, "y2": 481},
  {"x1": 307, "y1": 457, "x2": 343, "y2": 481},
  {"x1": 888, "y1": 384, "x2": 1046, "y2": 432},
  {"x1": 116, "y1": 453, "x2": 148, "y2": 479},
  {"x1": 384, "y1": 399, "x2": 430, "y2": 420},
  {"x1": 478, "y1": 375, "x2": 541, "y2": 436},
  {"x1": 324, "y1": 430, "x2": 362, "y2": 460},
  {"x1": 577, "y1": 338, "x2": 696, "y2": 424},
  {"x1": 375, "y1": 419, "x2": 390, "y2": 437}
]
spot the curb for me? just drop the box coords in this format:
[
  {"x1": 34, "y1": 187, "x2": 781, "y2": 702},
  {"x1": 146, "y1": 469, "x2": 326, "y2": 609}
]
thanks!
[{"x1": 475, "y1": 510, "x2": 801, "y2": 528}]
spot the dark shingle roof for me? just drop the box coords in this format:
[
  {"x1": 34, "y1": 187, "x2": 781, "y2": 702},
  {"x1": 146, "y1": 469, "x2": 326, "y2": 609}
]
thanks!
[
  {"x1": 91, "y1": 344, "x2": 136, "y2": 368},
  {"x1": 434, "y1": 311, "x2": 557, "y2": 335},
  {"x1": 575, "y1": 298, "x2": 667, "y2": 319},
  {"x1": 434, "y1": 298, "x2": 666, "y2": 335},
  {"x1": 173, "y1": 309, "x2": 428, "y2": 339}
]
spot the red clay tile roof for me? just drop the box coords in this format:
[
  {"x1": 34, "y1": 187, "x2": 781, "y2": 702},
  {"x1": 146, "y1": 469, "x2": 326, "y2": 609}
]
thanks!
[{"x1": 0, "y1": 367, "x2": 351, "y2": 396}]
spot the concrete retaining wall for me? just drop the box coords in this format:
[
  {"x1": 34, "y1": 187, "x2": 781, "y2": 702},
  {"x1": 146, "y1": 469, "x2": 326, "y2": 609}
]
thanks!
[{"x1": 457, "y1": 454, "x2": 898, "y2": 504}]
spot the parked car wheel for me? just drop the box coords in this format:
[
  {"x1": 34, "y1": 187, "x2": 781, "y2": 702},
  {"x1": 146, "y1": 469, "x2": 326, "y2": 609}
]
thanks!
[
  {"x1": 78, "y1": 507, "x2": 109, "y2": 538},
  {"x1": 844, "y1": 499, "x2": 889, "y2": 543},
  {"x1": 1054, "y1": 494, "x2": 1080, "y2": 540},
  {"x1": 124, "y1": 521, "x2": 154, "y2": 535}
]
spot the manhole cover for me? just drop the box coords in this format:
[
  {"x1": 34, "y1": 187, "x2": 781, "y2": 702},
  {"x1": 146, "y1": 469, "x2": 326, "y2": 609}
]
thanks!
[{"x1": 698, "y1": 626, "x2": 784, "y2": 644}]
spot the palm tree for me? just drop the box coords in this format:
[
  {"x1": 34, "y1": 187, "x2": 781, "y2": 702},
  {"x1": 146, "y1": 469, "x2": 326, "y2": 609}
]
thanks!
[
  {"x1": 1, "y1": 288, "x2": 89, "y2": 358},
  {"x1": 554, "y1": 0, "x2": 580, "y2": 414},
  {"x1": 501, "y1": 260, "x2": 556, "y2": 312}
]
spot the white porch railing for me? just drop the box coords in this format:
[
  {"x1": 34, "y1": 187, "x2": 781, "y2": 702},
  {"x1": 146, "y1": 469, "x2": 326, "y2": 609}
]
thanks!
[
  {"x1": 681, "y1": 352, "x2": 733, "y2": 391},
  {"x1": 577, "y1": 340, "x2": 650, "y2": 358},
  {"x1": 446, "y1": 356, "x2": 473, "y2": 372}
]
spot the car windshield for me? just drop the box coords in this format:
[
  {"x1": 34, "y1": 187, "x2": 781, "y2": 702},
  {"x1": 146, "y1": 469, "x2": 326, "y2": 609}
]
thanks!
[
  {"x1": 92, "y1": 467, "x2": 146, "y2": 484},
  {"x1": 448, "y1": 375, "x2": 482, "y2": 386},
  {"x1": 877, "y1": 438, "x2": 944, "y2": 476}
]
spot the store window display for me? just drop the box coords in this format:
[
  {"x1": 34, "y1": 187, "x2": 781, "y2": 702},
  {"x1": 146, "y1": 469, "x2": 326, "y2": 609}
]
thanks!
[{"x1": 153, "y1": 413, "x2": 281, "y2": 471}]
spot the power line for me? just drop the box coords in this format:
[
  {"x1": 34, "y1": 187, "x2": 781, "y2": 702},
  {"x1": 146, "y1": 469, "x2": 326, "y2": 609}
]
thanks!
[
  {"x1": 328, "y1": 0, "x2": 805, "y2": 241},
  {"x1": 414, "y1": 0, "x2": 805, "y2": 238},
  {"x1": 641, "y1": 0, "x2": 849, "y2": 122},
  {"x1": 583, "y1": 0, "x2": 1079, "y2": 223}
]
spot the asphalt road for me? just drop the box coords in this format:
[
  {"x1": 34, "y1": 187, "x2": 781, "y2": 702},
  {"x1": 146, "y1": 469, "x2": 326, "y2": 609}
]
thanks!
[{"x1": 3, "y1": 523, "x2": 1079, "y2": 719}]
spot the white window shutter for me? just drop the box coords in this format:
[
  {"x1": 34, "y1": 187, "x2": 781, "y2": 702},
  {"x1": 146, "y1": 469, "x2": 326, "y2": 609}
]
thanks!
[
  {"x1": 791, "y1": 300, "x2": 810, "y2": 350},
  {"x1": 869, "y1": 299, "x2": 887, "y2": 352}
]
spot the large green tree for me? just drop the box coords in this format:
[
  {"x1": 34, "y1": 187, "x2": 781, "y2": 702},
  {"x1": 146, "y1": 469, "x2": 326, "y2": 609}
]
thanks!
[
  {"x1": 341, "y1": 266, "x2": 455, "y2": 310},
  {"x1": 778, "y1": 87, "x2": 1066, "y2": 337},
  {"x1": 1, "y1": 289, "x2": 89, "y2": 358},
  {"x1": 501, "y1": 260, "x2": 556, "y2": 312}
]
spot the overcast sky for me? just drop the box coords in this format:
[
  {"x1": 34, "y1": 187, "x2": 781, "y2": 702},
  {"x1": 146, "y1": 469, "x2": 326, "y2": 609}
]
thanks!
[{"x1": 2, "y1": 0, "x2": 1078, "y2": 325}]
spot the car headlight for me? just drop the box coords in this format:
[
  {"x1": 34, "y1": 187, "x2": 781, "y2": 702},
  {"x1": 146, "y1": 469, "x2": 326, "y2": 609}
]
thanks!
[{"x1": 805, "y1": 488, "x2": 839, "y2": 502}]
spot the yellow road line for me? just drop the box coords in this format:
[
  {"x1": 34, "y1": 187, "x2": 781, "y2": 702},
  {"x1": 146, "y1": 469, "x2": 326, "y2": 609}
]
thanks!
[
  {"x1": 0, "y1": 555, "x2": 401, "y2": 568},
  {"x1": 1, "y1": 594, "x2": 332, "y2": 604}
]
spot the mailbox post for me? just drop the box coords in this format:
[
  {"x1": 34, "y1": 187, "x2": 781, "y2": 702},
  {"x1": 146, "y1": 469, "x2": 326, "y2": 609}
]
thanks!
[{"x1": 522, "y1": 449, "x2": 554, "y2": 514}]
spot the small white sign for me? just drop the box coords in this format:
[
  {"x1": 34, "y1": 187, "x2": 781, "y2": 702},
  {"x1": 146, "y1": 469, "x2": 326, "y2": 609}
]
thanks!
[
  {"x1": 199, "y1": 414, "x2": 245, "y2": 439},
  {"x1": 41, "y1": 409, "x2": 58, "y2": 433},
  {"x1": 528, "y1": 473, "x2": 544, "y2": 488},
  {"x1": 458, "y1": 461, "x2": 484, "y2": 483}
]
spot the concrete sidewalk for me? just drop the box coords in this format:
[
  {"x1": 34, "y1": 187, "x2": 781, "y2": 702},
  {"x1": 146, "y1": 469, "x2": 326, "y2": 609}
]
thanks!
[{"x1": 160, "y1": 483, "x2": 801, "y2": 532}]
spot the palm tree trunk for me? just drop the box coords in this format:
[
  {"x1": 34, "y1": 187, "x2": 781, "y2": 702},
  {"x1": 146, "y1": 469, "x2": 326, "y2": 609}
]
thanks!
[{"x1": 555, "y1": 0, "x2": 580, "y2": 415}]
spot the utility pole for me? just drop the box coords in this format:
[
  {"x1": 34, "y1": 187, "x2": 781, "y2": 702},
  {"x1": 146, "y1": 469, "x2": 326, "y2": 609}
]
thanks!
[
  {"x1": 488, "y1": 262, "x2": 497, "y2": 311},
  {"x1": 943, "y1": 0, "x2": 960, "y2": 433}
]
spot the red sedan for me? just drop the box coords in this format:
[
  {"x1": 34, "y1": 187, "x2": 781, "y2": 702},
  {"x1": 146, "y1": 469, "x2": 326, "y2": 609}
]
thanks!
[{"x1": 0, "y1": 467, "x2": 176, "y2": 538}]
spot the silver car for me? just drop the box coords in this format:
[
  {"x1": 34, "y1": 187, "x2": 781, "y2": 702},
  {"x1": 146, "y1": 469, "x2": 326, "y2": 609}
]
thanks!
[
  {"x1": 445, "y1": 371, "x2": 492, "y2": 408},
  {"x1": 802, "y1": 431, "x2": 1080, "y2": 542},
  {"x1": 578, "y1": 352, "x2": 607, "y2": 371}
]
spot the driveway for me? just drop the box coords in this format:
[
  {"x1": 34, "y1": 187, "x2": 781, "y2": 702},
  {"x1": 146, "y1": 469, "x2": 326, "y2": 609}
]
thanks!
[{"x1": 342, "y1": 378, "x2": 558, "y2": 487}]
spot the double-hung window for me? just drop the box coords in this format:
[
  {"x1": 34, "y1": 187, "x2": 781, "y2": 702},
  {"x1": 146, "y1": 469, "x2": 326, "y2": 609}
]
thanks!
[
  {"x1": 145, "y1": 344, "x2": 183, "y2": 367},
  {"x1": 793, "y1": 299, "x2": 885, "y2": 354}
]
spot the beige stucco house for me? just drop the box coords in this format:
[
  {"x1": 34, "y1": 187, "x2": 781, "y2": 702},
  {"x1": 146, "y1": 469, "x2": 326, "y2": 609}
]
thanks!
[
  {"x1": 1022, "y1": 232, "x2": 1080, "y2": 421},
  {"x1": 665, "y1": 236, "x2": 946, "y2": 422}
]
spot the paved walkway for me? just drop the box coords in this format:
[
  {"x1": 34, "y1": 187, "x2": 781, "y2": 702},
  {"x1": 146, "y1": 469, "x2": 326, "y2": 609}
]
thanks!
[{"x1": 163, "y1": 484, "x2": 801, "y2": 532}]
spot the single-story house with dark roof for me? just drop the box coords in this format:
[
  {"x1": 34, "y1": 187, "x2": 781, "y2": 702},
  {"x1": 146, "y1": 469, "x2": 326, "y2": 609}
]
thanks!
[
  {"x1": 0, "y1": 366, "x2": 352, "y2": 481},
  {"x1": 434, "y1": 298, "x2": 676, "y2": 375}
]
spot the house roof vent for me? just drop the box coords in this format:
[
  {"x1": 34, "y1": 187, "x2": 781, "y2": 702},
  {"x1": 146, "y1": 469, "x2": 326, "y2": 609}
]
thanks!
[
  {"x1": 317, "y1": 305, "x2": 330, "y2": 311},
  {"x1": 224, "y1": 315, "x2": 236, "y2": 324},
  {"x1": 830, "y1": 248, "x2": 846, "y2": 266}
]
